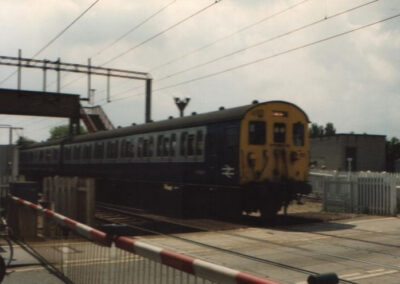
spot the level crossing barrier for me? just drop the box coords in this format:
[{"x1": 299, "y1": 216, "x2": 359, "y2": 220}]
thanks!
[{"x1": 8, "y1": 195, "x2": 280, "y2": 284}]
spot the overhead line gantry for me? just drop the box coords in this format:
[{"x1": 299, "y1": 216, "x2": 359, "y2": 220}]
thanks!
[{"x1": 0, "y1": 50, "x2": 153, "y2": 124}]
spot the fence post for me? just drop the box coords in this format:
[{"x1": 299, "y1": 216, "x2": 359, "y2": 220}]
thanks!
[
  {"x1": 389, "y1": 176, "x2": 397, "y2": 216},
  {"x1": 322, "y1": 177, "x2": 327, "y2": 212},
  {"x1": 8, "y1": 182, "x2": 38, "y2": 240},
  {"x1": 77, "y1": 177, "x2": 95, "y2": 226}
]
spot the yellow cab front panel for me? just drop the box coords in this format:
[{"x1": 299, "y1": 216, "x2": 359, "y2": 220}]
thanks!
[{"x1": 239, "y1": 101, "x2": 309, "y2": 185}]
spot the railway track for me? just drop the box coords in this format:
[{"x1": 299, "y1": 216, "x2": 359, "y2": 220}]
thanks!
[{"x1": 94, "y1": 202, "x2": 400, "y2": 284}]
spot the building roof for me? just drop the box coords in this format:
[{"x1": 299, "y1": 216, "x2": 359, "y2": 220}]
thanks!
[{"x1": 311, "y1": 133, "x2": 386, "y2": 140}]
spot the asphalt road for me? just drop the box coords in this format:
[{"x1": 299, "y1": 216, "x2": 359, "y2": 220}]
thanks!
[{"x1": 137, "y1": 215, "x2": 400, "y2": 284}]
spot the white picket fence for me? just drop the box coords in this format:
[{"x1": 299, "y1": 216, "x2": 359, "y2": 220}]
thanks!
[{"x1": 309, "y1": 171, "x2": 400, "y2": 216}]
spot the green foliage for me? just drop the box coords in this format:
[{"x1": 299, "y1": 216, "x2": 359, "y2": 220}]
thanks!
[
  {"x1": 309, "y1": 122, "x2": 336, "y2": 138},
  {"x1": 48, "y1": 125, "x2": 87, "y2": 141},
  {"x1": 16, "y1": 136, "x2": 37, "y2": 146},
  {"x1": 309, "y1": 123, "x2": 324, "y2": 138},
  {"x1": 324, "y1": 123, "x2": 336, "y2": 136}
]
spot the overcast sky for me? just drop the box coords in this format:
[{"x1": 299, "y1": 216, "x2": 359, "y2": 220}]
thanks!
[{"x1": 0, "y1": 0, "x2": 399, "y2": 144}]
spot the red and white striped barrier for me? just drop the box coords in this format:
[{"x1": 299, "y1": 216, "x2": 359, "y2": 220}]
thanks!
[
  {"x1": 116, "y1": 236, "x2": 281, "y2": 284},
  {"x1": 11, "y1": 195, "x2": 280, "y2": 284},
  {"x1": 9, "y1": 195, "x2": 110, "y2": 246}
]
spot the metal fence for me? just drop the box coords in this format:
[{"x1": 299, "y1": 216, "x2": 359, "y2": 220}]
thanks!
[
  {"x1": 8, "y1": 195, "x2": 279, "y2": 284},
  {"x1": 309, "y1": 171, "x2": 399, "y2": 215}
]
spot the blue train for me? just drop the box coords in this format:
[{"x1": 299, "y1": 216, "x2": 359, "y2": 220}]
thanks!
[{"x1": 19, "y1": 100, "x2": 311, "y2": 218}]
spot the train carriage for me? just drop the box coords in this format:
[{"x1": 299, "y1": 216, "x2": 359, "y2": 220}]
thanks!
[{"x1": 19, "y1": 100, "x2": 311, "y2": 219}]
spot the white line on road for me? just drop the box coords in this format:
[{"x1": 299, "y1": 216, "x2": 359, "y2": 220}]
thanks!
[{"x1": 346, "y1": 269, "x2": 398, "y2": 281}]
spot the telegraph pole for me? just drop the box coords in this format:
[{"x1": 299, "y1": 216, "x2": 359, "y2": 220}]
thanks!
[{"x1": 0, "y1": 125, "x2": 23, "y2": 145}]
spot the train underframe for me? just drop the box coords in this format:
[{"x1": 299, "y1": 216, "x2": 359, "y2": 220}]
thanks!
[
  {"x1": 21, "y1": 169, "x2": 311, "y2": 220},
  {"x1": 95, "y1": 178, "x2": 312, "y2": 220}
]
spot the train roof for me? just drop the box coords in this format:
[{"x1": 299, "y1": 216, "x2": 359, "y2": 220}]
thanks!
[{"x1": 21, "y1": 100, "x2": 309, "y2": 148}]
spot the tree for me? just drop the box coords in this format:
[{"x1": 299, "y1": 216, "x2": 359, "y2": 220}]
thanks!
[
  {"x1": 16, "y1": 136, "x2": 37, "y2": 146},
  {"x1": 48, "y1": 125, "x2": 87, "y2": 141},
  {"x1": 309, "y1": 122, "x2": 337, "y2": 137},
  {"x1": 309, "y1": 123, "x2": 324, "y2": 138},
  {"x1": 324, "y1": 123, "x2": 336, "y2": 136}
]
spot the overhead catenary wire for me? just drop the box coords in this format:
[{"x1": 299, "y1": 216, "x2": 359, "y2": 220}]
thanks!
[
  {"x1": 57, "y1": 0, "x2": 200, "y2": 91},
  {"x1": 155, "y1": 0, "x2": 380, "y2": 82},
  {"x1": 0, "y1": 0, "x2": 102, "y2": 87},
  {"x1": 149, "y1": 0, "x2": 312, "y2": 72},
  {"x1": 151, "y1": 13, "x2": 400, "y2": 93},
  {"x1": 76, "y1": 0, "x2": 312, "y2": 103},
  {"x1": 100, "y1": 0, "x2": 222, "y2": 67},
  {"x1": 93, "y1": 0, "x2": 177, "y2": 59},
  {"x1": 101, "y1": 0, "x2": 381, "y2": 103},
  {"x1": 32, "y1": 0, "x2": 102, "y2": 58}
]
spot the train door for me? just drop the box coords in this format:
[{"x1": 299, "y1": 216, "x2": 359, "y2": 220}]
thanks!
[
  {"x1": 272, "y1": 121, "x2": 288, "y2": 180},
  {"x1": 205, "y1": 125, "x2": 219, "y2": 184},
  {"x1": 218, "y1": 125, "x2": 239, "y2": 185}
]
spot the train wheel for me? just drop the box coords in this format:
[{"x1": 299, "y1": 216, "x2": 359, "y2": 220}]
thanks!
[{"x1": 260, "y1": 199, "x2": 282, "y2": 221}]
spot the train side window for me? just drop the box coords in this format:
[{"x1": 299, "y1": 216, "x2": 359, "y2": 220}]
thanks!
[
  {"x1": 64, "y1": 147, "x2": 71, "y2": 160},
  {"x1": 83, "y1": 145, "x2": 88, "y2": 159},
  {"x1": 148, "y1": 137, "x2": 154, "y2": 157},
  {"x1": 53, "y1": 149, "x2": 59, "y2": 161},
  {"x1": 143, "y1": 139, "x2": 149, "y2": 157},
  {"x1": 45, "y1": 149, "x2": 51, "y2": 161},
  {"x1": 249, "y1": 121, "x2": 266, "y2": 145},
  {"x1": 129, "y1": 139, "x2": 135, "y2": 157},
  {"x1": 180, "y1": 132, "x2": 188, "y2": 156},
  {"x1": 83, "y1": 144, "x2": 92, "y2": 159},
  {"x1": 108, "y1": 141, "x2": 118, "y2": 159},
  {"x1": 138, "y1": 138, "x2": 143, "y2": 158},
  {"x1": 39, "y1": 150, "x2": 44, "y2": 161},
  {"x1": 94, "y1": 142, "x2": 104, "y2": 159},
  {"x1": 163, "y1": 136, "x2": 170, "y2": 156},
  {"x1": 196, "y1": 130, "x2": 203, "y2": 155},
  {"x1": 274, "y1": 123, "x2": 286, "y2": 143},
  {"x1": 121, "y1": 139, "x2": 126, "y2": 157},
  {"x1": 293, "y1": 122, "x2": 304, "y2": 146},
  {"x1": 73, "y1": 146, "x2": 81, "y2": 160},
  {"x1": 115, "y1": 140, "x2": 119, "y2": 158},
  {"x1": 157, "y1": 135, "x2": 164, "y2": 156},
  {"x1": 187, "y1": 134, "x2": 195, "y2": 156},
  {"x1": 88, "y1": 144, "x2": 92, "y2": 159},
  {"x1": 170, "y1": 134, "x2": 176, "y2": 156}
]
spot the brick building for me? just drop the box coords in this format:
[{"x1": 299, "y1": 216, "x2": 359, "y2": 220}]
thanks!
[{"x1": 310, "y1": 134, "x2": 386, "y2": 172}]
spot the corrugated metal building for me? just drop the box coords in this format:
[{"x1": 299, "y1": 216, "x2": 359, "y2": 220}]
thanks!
[{"x1": 310, "y1": 134, "x2": 386, "y2": 172}]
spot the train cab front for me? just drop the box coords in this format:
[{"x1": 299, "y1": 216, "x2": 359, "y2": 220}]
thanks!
[{"x1": 239, "y1": 101, "x2": 311, "y2": 216}]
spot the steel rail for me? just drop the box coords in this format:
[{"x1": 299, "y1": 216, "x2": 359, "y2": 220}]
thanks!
[{"x1": 96, "y1": 203, "x2": 362, "y2": 284}]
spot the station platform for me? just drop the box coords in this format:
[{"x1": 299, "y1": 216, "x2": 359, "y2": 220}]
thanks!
[{"x1": 3, "y1": 240, "x2": 64, "y2": 284}]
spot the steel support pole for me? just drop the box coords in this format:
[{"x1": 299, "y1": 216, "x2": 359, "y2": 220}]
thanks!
[
  {"x1": 69, "y1": 117, "x2": 80, "y2": 137},
  {"x1": 145, "y1": 79, "x2": 152, "y2": 123},
  {"x1": 17, "y1": 49, "x2": 22, "y2": 90},
  {"x1": 56, "y1": 58, "x2": 61, "y2": 93},
  {"x1": 88, "y1": 58, "x2": 92, "y2": 101},
  {"x1": 107, "y1": 69, "x2": 111, "y2": 103},
  {"x1": 43, "y1": 61, "x2": 47, "y2": 92}
]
